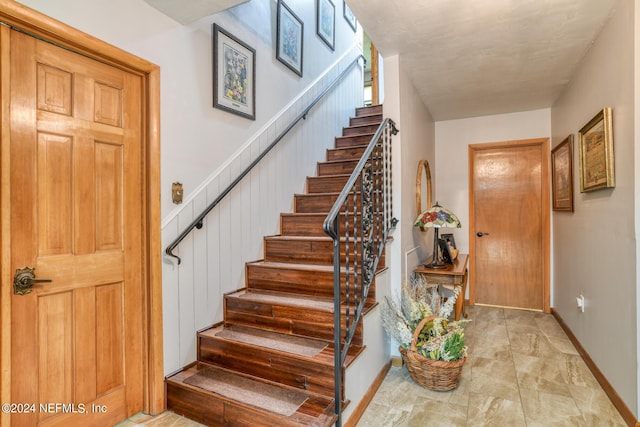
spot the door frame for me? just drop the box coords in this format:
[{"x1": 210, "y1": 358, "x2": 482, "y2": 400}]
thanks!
[
  {"x1": 0, "y1": 0, "x2": 164, "y2": 423},
  {"x1": 468, "y1": 138, "x2": 551, "y2": 313}
]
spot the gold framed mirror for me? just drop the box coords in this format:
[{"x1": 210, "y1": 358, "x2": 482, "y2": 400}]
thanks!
[{"x1": 415, "y1": 160, "x2": 433, "y2": 231}]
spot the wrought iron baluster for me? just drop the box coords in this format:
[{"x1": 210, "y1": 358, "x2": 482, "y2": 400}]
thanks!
[{"x1": 323, "y1": 118, "x2": 398, "y2": 427}]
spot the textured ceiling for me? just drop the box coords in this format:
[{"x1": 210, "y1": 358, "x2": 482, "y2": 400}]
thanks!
[{"x1": 346, "y1": 0, "x2": 618, "y2": 121}]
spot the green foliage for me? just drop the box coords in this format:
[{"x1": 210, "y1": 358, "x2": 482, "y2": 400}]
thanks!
[{"x1": 382, "y1": 279, "x2": 469, "y2": 361}]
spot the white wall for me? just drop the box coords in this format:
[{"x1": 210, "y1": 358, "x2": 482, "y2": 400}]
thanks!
[
  {"x1": 434, "y1": 109, "x2": 551, "y2": 261},
  {"x1": 635, "y1": 0, "x2": 640, "y2": 417},
  {"x1": 17, "y1": 0, "x2": 363, "y2": 375},
  {"x1": 381, "y1": 55, "x2": 435, "y2": 358},
  {"x1": 551, "y1": 0, "x2": 637, "y2": 416},
  {"x1": 18, "y1": 0, "x2": 361, "y2": 219}
]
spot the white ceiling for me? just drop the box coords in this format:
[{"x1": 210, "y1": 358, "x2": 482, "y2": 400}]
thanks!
[
  {"x1": 346, "y1": 0, "x2": 619, "y2": 121},
  {"x1": 144, "y1": 0, "x2": 249, "y2": 24}
]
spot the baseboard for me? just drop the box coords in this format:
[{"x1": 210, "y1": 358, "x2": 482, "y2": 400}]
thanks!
[
  {"x1": 551, "y1": 308, "x2": 638, "y2": 427},
  {"x1": 391, "y1": 355, "x2": 403, "y2": 367},
  {"x1": 343, "y1": 361, "x2": 391, "y2": 427}
]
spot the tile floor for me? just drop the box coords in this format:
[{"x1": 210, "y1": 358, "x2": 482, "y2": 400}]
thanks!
[
  {"x1": 357, "y1": 305, "x2": 627, "y2": 426},
  {"x1": 121, "y1": 305, "x2": 628, "y2": 426}
]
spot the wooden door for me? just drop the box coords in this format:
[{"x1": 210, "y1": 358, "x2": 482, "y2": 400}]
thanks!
[
  {"x1": 9, "y1": 29, "x2": 144, "y2": 426},
  {"x1": 469, "y1": 138, "x2": 550, "y2": 312}
]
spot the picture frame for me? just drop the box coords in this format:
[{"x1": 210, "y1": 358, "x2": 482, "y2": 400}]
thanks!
[
  {"x1": 276, "y1": 0, "x2": 303, "y2": 77},
  {"x1": 343, "y1": 2, "x2": 356, "y2": 32},
  {"x1": 317, "y1": 0, "x2": 335, "y2": 51},
  {"x1": 212, "y1": 23, "x2": 256, "y2": 120},
  {"x1": 438, "y1": 239, "x2": 454, "y2": 264},
  {"x1": 578, "y1": 107, "x2": 614, "y2": 192},
  {"x1": 551, "y1": 134, "x2": 574, "y2": 212},
  {"x1": 440, "y1": 233, "x2": 456, "y2": 250}
]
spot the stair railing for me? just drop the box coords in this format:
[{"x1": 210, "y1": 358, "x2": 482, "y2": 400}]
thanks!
[
  {"x1": 323, "y1": 118, "x2": 398, "y2": 427},
  {"x1": 165, "y1": 54, "x2": 365, "y2": 264}
]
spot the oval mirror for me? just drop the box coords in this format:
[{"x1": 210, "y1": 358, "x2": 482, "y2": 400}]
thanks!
[{"x1": 415, "y1": 160, "x2": 432, "y2": 231}]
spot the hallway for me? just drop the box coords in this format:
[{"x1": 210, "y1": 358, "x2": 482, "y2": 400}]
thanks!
[{"x1": 120, "y1": 305, "x2": 627, "y2": 426}]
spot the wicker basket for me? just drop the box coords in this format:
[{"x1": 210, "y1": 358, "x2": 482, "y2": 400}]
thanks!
[{"x1": 399, "y1": 315, "x2": 466, "y2": 391}]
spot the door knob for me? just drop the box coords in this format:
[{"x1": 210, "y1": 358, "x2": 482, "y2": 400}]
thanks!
[
  {"x1": 13, "y1": 266, "x2": 52, "y2": 295},
  {"x1": 476, "y1": 231, "x2": 490, "y2": 237}
]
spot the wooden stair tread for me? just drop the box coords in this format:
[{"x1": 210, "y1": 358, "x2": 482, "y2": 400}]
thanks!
[
  {"x1": 198, "y1": 326, "x2": 376, "y2": 367},
  {"x1": 248, "y1": 259, "x2": 335, "y2": 271},
  {"x1": 248, "y1": 259, "x2": 376, "y2": 274},
  {"x1": 317, "y1": 159, "x2": 359, "y2": 166},
  {"x1": 201, "y1": 324, "x2": 332, "y2": 361},
  {"x1": 167, "y1": 363, "x2": 337, "y2": 427},
  {"x1": 228, "y1": 289, "x2": 334, "y2": 312},
  {"x1": 264, "y1": 235, "x2": 358, "y2": 242},
  {"x1": 328, "y1": 144, "x2": 369, "y2": 151}
]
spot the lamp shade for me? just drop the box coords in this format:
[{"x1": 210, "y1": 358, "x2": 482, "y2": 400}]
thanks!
[{"x1": 414, "y1": 202, "x2": 461, "y2": 229}]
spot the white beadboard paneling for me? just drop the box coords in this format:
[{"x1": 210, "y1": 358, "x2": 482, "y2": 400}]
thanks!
[
  {"x1": 192, "y1": 193, "x2": 209, "y2": 330},
  {"x1": 161, "y1": 48, "x2": 365, "y2": 375},
  {"x1": 177, "y1": 208, "x2": 196, "y2": 366},
  {"x1": 161, "y1": 220, "x2": 180, "y2": 374}
]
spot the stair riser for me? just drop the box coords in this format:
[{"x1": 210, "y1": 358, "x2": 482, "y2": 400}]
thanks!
[
  {"x1": 167, "y1": 381, "x2": 331, "y2": 427},
  {"x1": 264, "y1": 238, "x2": 386, "y2": 267},
  {"x1": 326, "y1": 146, "x2": 366, "y2": 161},
  {"x1": 307, "y1": 175, "x2": 359, "y2": 193},
  {"x1": 317, "y1": 160, "x2": 359, "y2": 176},
  {"x1": 224, "y1": 300, "x2": 363, "y2": 345},
  {"x1": 349, "y1": 114, "x2": 382, "y2": 126},
  {"x1": 295, "y1": 193, "x2": 342, "y2": 213},
  {"x1": 198, "y1": 337, "x2": 336, "y2": 397},
  {"x1": 246, "y1": 264, "x2": 379, "y2": 301},
  {"x1": 334, "y1": 134, "x2": 374, "y2": 148},
  {"x1": 342, "y1": 124, "x2": 380, "y2": 136},
  {"x1": 246, "y1": 263, "x2": 333, "y2": 296},
  {"x1": 356, "y1": 105, "x2": 382, "y2": 117},
  {"x1": 280, "y1": 214, "x2": 363, "y2": 237}
]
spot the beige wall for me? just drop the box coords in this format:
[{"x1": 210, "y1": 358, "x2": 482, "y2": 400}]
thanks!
[
  {"x1": 434, "y1": 109, "x2": 551, "y2": 258},
  {"x1": 551, "y1": 0, "x2": 637, "y2": 416}
]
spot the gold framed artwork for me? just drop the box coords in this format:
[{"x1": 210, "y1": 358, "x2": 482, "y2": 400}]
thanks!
[
  {"x1": 578, "y1": 107, "x2": 614, "y2": 192},
  {"x1": 551, "y1": 135, "x2": 574, "y2": 212}
]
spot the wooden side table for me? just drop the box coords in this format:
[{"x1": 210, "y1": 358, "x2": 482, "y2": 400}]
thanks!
[{"x1": 413, "y1": 254, "x2": 469, "y2": 321}]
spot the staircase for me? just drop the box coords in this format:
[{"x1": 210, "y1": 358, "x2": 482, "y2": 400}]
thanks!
[{"x1": 165, "y1": 105, "x2": 386, "y2": 427}]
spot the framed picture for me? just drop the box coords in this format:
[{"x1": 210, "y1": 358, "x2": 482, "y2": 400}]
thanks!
[
  {"x1": 343, "y1": 2, "x2": 356, "y2": 32},
  {"x1": 578, "y1": 107, "x2": 614, "y2": 192},
  {"x1": 277, "y1": 0, "x2": 303, "y2": 77},
  {"x1": 317, "y1": 0, "x2": 335, "y2": 51},
  {"x1": 440, "y1": 233, "x2": 456, "y2": 249},
  {"x1": 438, "y1": 239, "x2": 454, "y2": 264},
  {"x1": 551, "y1": 135, "x2": 574, "y2": 212},
  {"x1": 212, "y1": 24, "x2": 256, "y2": 120}
]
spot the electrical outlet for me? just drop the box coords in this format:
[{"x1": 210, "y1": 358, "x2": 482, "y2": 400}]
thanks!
[{"x1": 576, "y1": 294, "x2": 585, "y2": 312}]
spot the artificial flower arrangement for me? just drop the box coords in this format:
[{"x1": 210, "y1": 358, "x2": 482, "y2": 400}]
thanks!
[
  {"x1": 382, "y1": 277, "x2": 469, "y2": 390},
  {"x1": 382, "y1": 276, "x2": 468, "y2": 362}
]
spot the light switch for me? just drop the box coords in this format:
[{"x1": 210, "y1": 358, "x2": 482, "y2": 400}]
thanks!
[{"x1": 172, "y1": 182, "x2": 183, "y2": 204}]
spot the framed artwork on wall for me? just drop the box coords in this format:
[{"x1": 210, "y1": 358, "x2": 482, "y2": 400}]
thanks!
[
  {"x1": 578, "y1": 107, "x2": 614, "y2": 192},
  {"x1": 551, "y1": 134, "x2": 574, "y2": 212},
  {"x1": 343, "y1": 2, "x2": 356, "y2": 32},
  {"x1": 317, "y1": 0, "x2": 335, "y2": 51},
  {"x1": 276, "y1": 0, "x2": 304, "y2": 77},
  {"x1": 212, "y1": 23, "x2": 256, "y2": 120}
]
